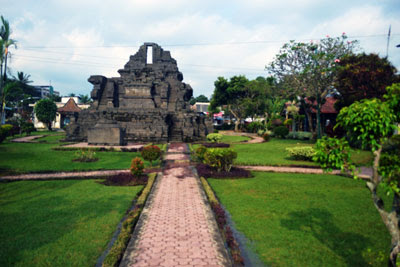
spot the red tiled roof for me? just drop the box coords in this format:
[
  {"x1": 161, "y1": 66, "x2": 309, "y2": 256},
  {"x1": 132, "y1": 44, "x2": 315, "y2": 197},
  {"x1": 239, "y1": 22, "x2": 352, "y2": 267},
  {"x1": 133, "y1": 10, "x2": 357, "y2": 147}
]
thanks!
[
  {"x1": 58, "y1": 98, "x2": 81, "y2": 113},
  {"x1": 308, "y1": 97, "x2": 338, "y2": 114}
]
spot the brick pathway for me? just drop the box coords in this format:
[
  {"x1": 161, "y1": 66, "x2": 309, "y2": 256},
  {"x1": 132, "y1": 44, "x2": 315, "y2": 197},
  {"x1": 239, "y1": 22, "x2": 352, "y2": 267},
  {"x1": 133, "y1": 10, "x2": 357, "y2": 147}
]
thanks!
[
  {"x1": 11, "y1": 135, "x2": 44, "y2": 142},
  {"x1": 120, "y1": 143, "x2": 231, "y2": 267}
]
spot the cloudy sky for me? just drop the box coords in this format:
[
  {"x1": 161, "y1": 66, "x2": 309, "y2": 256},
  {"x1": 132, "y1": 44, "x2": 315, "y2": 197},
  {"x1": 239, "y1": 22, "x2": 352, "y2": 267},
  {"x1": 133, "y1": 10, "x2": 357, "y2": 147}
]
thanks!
[{"x1": 2, "y1": 0, "x2": 400, "y2": 98}]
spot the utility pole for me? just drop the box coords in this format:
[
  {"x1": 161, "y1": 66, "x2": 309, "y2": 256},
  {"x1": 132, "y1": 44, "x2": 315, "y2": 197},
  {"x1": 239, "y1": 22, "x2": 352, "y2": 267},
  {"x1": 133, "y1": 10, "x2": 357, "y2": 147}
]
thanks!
[{"x1": 386, "y1": 25, "x2": 391, "y2": 58}]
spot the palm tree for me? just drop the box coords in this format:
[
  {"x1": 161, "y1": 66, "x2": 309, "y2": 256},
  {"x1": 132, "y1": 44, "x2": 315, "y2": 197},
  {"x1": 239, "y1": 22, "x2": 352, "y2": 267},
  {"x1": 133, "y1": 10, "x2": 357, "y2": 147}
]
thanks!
[
  {"x1": 0, "y1": 15, "x2": 17, "y2": 123},
  {"x1": 14, "y1": 71, "x2": 32, "y2": 85},
  {"x1": 79, "y1": 94, "x2": 91, "y2": 104}
]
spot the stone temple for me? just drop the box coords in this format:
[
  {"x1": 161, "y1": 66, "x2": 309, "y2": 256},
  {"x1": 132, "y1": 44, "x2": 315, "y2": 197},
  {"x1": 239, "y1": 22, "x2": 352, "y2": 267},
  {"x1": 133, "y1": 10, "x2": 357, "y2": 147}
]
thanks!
[{"x1": 66, "y1": 43, "x2": 212, "y2": 145}]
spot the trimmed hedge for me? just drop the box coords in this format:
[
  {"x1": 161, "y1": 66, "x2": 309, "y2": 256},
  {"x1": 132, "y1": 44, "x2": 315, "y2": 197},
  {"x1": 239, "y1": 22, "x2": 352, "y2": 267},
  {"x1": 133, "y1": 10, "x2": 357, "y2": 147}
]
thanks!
[
  {"x1": 207, "y1": 133, "x2": 223, "y2": 143},
  {"x1": 102, "y1": 172, "x2": 157, "y2": 267},
  {"x1": 200, "y1": 177, "x2": 244, "y2": 265},
  {"x1": 286, "y1": 131, "x2": 313, "y2": 140},
  {"x1": 286, "y1": 146, "x2": 315, "y2": 161},
  {"x1": 273, "y1": 126, "x2": 289, "y2": 138}
]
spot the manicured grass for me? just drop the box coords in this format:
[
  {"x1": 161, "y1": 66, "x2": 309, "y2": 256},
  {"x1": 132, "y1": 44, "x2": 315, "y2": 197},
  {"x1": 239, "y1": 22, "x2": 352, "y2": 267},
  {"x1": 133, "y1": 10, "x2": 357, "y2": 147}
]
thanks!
[
  {"x1": 0, "y1": 179, "x2": 142, "y2": 266},
  {"x1": 233, "y1": 138, "x2": 318, "y2": 166},
  {"x1": 0, "y1": 134, "x2": 161, "y2": 175},
  {"x1": 219, "y1": 135, "x2": 251, "y2": 143},
  {"x1": 208, "y1": 172, "x2": 391, "y2": 266},
  {"x1": 232, "y1": 138, "x2": 372, "y2": 167}
]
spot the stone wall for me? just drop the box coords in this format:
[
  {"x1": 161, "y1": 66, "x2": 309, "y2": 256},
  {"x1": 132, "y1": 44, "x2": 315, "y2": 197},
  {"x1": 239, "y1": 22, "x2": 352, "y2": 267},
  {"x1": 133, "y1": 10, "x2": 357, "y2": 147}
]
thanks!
[{"x1": 66, "y1": 43, "x2": 212, "y2": 144}]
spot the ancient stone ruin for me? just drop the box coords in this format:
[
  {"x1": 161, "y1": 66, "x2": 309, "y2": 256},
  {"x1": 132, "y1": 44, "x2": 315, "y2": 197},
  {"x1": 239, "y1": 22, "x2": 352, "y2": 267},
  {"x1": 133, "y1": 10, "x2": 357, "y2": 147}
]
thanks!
[{"x1": 66, "y1": 43, "x2": 212, "y2": 145}]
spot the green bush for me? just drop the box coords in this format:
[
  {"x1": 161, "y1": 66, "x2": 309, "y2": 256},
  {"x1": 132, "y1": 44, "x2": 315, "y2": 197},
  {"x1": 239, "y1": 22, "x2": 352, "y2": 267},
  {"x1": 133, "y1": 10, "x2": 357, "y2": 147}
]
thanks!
[
  {"x1": 246, "y1": 121, "x2": 265, "y2": 133},
  {"x1": 141, "y1": 145, "x2": 161, "y2": 165},
  {"x1": 287, "y1": 131, "x2": 313, "y2": 140},
  {"x1": 273, "y1": 126, "x2": 289, "y2": 138},
  {"x1": 1, "y1": 124, "x2": 13, "y2": 136},
  {"x1": 286, "y1": 146, "x2": 315, "y2": 161},
  {"x1": 283, "y1": 119, "x2": 293, "y2": 126},
  {"x1": 207, "y1": 133, "x2": 222, "y2": 143},
  {"x1": 0, "y1": 128, "x2": 6, "y2": 144},
  {"x1": 195, "y1": 145, "x2": 208, "y2": 162},
  {"x1": 262, "y1": 132, "x2": 271, "y2": 142},
  {"x1": 204, "y1": 148, "x2": 237, "y2": 172},
  {"x1": 257, "y1": 129, "x2": 265, "y2": 136},
  {"x1": 21, "y1": 122, "x2": 35, "y2": 135},
  {"x1": 73, "y1": 149, "x2": 98, "y2": 162},
  {"x1": 130, "y1": 157, "x2": 144, "y2": 177},
  {"x1": 313, "y1": 137, "x2": 354, "y2": 172}
]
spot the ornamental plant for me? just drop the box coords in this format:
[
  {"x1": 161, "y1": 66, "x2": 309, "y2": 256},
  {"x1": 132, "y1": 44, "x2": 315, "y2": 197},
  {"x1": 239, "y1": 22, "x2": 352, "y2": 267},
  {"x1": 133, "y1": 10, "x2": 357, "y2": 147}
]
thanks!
[
  {"x1": 286, "y1": 146, "x2": 315, "y2": 161},
  {"x1": 130, "y1": 157, "x2": 144, "y2": 177},
  {"x1": 206, "y1": 133, "x2": 222, "y2": 143},
  {"x1": 203, "y1": 148, "x2": 237, "y2": 172},
  {"x1": 273, "y1": 125, "x2": 289, "y2": 138},
  {"x1": 141, "y1": 145, "x2": 161, "y2": 166},
  {"x1": 313, "y1": 85, "x2": 400, "y2": 265},
  {"x1": 195, "y1": 145, "x2": 207, "y2": 162}
]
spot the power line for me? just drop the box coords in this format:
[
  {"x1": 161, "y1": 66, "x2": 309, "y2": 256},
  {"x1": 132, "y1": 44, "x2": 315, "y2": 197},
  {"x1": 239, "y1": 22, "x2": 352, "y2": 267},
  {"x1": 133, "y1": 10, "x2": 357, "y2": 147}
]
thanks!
[{"x1": 20, "y1": 33, "x2": 400, "y2": 49}]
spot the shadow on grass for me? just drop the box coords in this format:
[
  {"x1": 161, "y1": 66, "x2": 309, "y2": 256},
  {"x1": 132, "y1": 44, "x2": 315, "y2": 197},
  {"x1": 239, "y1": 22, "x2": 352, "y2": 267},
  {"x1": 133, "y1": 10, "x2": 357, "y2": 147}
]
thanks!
[
  {"x1": 281, "y1": 208, "x2": 370, "y2": 266},
  {"x1": 0, "y1": 180, "x2": 130, "y2": 266}
]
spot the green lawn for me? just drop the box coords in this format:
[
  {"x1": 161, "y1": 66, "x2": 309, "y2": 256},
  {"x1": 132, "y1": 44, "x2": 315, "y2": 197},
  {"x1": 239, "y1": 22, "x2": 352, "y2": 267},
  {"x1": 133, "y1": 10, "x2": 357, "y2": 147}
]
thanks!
[
  {"x1": 0, "y1": 134, "x2": 161, "y2": 175},
  {"x1": 0, "y1": 179, "x2": 142, "y2": 266},
  {"x1": 232, "y1": 138, "x2": 372, "y2": 167},
  {"x1": 220, "y1": 135, "x2": 251, "y2": 143},
  {"x1": 208, "y1": 172, "x2": 390, "y2": 266}
]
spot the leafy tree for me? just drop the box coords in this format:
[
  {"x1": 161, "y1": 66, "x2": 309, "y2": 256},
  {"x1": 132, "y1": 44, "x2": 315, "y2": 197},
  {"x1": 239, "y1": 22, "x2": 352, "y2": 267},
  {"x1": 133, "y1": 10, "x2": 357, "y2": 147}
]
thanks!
[
  {"x1": 268, "y1": 34, "x2": 358, "y2": 138},
  {"x1": 189, "y1": 94, "x2": 209, "y2": 105},
  {"x1": 79, "y1": 94, "x2": 91, "y2": 104},
  {"x1": 34, "y1": 98, "x2": 57, "y2": 131},
  {"x1": 313, "y1": 83, "x2": 400, "y2": 266},
  {"x1": 0, "y1": 15, "x2": 17, "y2": 123},
  {"x1": 68, "y1": 93, "x2": 76, "y2": 97},
  {"x1": 209, "y1": 76, "x2": 249, "y2": 131},
  {"x1": 48, "y1": 94, "x2": 61, "y2": 102},
  {"x1": 335, "y1": 53, "x2": 399, "y2": 110}
]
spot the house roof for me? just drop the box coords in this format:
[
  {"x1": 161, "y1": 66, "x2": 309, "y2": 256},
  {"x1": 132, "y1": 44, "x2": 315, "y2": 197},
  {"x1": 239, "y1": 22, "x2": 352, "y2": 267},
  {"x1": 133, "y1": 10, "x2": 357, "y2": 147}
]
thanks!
[
  {"x1": 57, "y1": 98, "x2": 82, "y2": 113},
  {"x1": 309, "y1": 97, "x2": 337, "y2": 114}
]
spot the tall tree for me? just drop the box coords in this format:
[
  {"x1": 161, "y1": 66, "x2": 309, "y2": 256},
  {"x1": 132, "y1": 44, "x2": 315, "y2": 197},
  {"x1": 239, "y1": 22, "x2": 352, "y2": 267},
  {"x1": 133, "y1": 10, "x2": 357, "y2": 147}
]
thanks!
[
  {"x1": 268, "y1": 34, "x2": 358, "y2": 138},
  {"x1": 34, "y1": 99, "x2": 57, "y2": 131},
  {"x1": 189, "y1": 94, "x2": 209, "y2": 105},
  {"x1": 209, "y1": 76, "x2": 249, "y2": 131},
  {"x1": 0, "y1": 16, "x2": 17, "y2": 123},
  {"x1": 334, "y1": 53, "x2": 399, "y2": 110}
]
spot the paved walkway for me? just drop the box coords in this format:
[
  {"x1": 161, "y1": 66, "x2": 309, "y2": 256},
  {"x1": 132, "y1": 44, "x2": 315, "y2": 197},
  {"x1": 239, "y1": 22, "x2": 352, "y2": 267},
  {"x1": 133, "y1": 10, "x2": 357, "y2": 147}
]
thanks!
[
  {"x1": 11, "y1": 135, "x2": 44, "y2": 142},
  {"x1": 120, "y1": 143, "x2": 231, "y2": 267},
  {"x1": 219, "y1": 130, "x2": 264, "y2": 143}
]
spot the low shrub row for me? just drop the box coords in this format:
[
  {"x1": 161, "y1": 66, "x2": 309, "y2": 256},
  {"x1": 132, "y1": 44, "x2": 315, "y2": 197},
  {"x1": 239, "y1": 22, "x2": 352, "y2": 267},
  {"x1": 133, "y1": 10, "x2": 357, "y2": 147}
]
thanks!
[
  {"x1": 286, "y1": 131, "x2": 313, "y2": 140},
  {"x1": 196, "y1": 163, "x2": 252, "y2": 179},
  {"x1": 286, "y1": 146, "x2": 315, "y2": 161},
  {"x1": 200, "y1": 177, "x2": 244, "y2": 265},
  {"x1": 102, "y1": 172, "x2": 157, "y2": 267}
]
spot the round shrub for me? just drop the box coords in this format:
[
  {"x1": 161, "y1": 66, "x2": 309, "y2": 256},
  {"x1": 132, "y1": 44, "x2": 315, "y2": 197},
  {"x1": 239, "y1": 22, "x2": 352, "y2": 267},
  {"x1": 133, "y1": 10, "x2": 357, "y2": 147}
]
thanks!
[
  {"x1": 130, "y1": 157, "x2": 144, "y2": 177},
  {"x1": 271, "y1": 118, "x2": 283, "y2": 127},
  {"x1": 1, "y1": 124, "x2": 13, "y2": 136},
  {"x1": 207, "y1": 133, "x2": 222, "y2": 143},
  {"x1": 195, "y1": 145, "x2": 208, "y2": 162},
  {"x1": 204, "y1": 148, "x2": 237, "y2": 172},
  {"x1": 141, "y1": 145, "x2": 161, "y2": 165},
  {"x1": 283, "y1": 119, "x2": 293, "y2": 126},
  {"x1": 274, "y1": 126, "x2": 289, "y2": 138}
]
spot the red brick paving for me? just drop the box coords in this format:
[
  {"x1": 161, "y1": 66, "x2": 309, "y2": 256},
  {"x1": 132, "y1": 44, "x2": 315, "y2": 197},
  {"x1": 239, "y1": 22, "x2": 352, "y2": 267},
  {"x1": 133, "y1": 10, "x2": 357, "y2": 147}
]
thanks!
[{"x1": 120, "y1": 143, "x2": 230, "y2": 266}]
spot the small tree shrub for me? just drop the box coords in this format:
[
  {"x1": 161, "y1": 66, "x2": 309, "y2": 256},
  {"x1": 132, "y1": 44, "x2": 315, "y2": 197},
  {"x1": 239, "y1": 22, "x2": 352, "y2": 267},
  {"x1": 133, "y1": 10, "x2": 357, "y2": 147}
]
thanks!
[
  {"x1": 203, "y1": 148, "x2": 237, "y2": 172},
  {"x1": 1, "y1": 124, "x2": 13, "y2": 136},
  {"x1": 195, "y1": 145, "x2": 208, "y2": 162},
  {"x1": 286, "y1": 146, "x2": 315, "y2": 161},
  {"x1": 273, "y1": 126, "x2": 289, "y2": 138},
  {"x1": 130, "y1": 157, "x2": 144, "y2": 177},
  {"x1": 141, "y1": 145, "x2": 161, "y2": 166},
  {"x1": 262, "y1": 132, "x2": 271, "y2": 142},
  {"x1": 72, "y1": 149, "x2": 98, "y2": 162},
  {"x1": 206, "y1": 133, "x2": 222, "y2": 143},
  {"x1": 287, "y1": 131, "x2": 313, "y2": 140},
  {"x1": 246, "y1": 121, "x2": 265, "y2": 133},
  {"x1": 283, "y1": 118, "x2": 293, "y2": 126},
  {"x1": 313, "y1": 137, "x2": 354, "y2": 172},
  {"x1": 21, "y1": 122, "x2": 35, "y2": 135}
]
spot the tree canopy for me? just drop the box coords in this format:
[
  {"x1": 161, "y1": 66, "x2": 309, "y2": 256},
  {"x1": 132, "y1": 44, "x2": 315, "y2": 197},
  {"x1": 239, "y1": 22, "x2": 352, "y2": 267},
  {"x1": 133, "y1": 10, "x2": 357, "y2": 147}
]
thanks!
[
  {"x1": 34, "y1": 98, "x2": 57, "y2": 131},
  {"x1": 189, "y1": 94, "x2": 209, "y2": 105},
  {"x1": 267, "y1": 34, "x2": 359, "y2": 138},
  {"x1": 334, "y1": 53, "x2": 399, "y2": 110}
]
